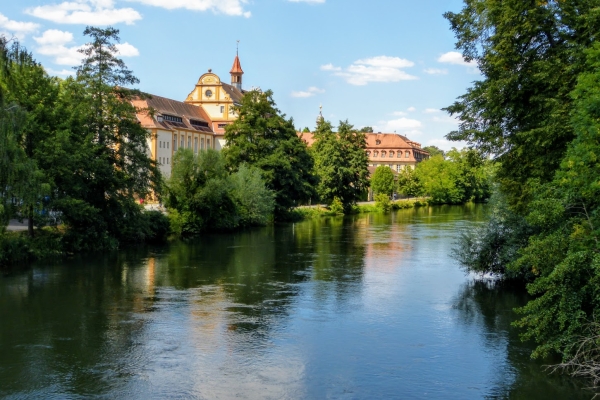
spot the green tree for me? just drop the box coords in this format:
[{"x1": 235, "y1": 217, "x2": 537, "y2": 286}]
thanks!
[
  {"x1": 359, "y1": 126, "x2": 373, "y2": 133},
  {"x1": 370, "y1": 166, "x2": 395, "y2": 197},
  {"x1": 0, "y1": 38, "x2": 57, "y2": 236},
  {"x1": 444, "y1": 0, "x2": 600, "y2": 211},
  {"x1": 396, "y1": 166, "x2": 421, "y2": 199},
  {"x1": 230, "y1": 164, "x2": 275, "y2": 226},
  {"x1": 423, "y1": 145, "x2": 444, "y2": 158},
  {"x1": 415, "y1": 155, "x2": 463, "y2": 204},
  {"x1": 302, "y1": 127, "x2": 310, "y2": 133},
  {"x1": 312, "y1": 119, "x2": 370, "y2": 212},
  {"x1": 48, "y1": 26, "x2": 160, "y2": 250},
  {"x1": 223, "y1": 89, "x2": 317, "y2": 217}
]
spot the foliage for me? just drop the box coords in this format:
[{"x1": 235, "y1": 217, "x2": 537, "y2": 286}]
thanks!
[
  {"x1": 359, "y1": 126, "x2": 373, "y2": 133},
  {"x1": 453, "y1": 190, "x2": 536, "y2": 280},
  {"x1": 370, "y1": 166, "x2": 395, "y2": 196},
  {"x1": 396, "y1": 166, "x2": 421, "y2": 198},
  {"x1": 166, "y1": 149, "x2": 274, "y2": 235},
  {"x1": 510, "y1": 42, "x2": 600, "y2": 361},
  {"x1": 329, "y1": 197, "x2": 344, "y2": 214},
  {"x1": 311, "y1": 119, "x2": 370, "y2": 212},
  {"x1": 443, "y1": 0, "x2": 600, "y2": 211},
  {"x1": 230, "y1": 165, "x2": 275, "y2": 226},
  {"x1": 223, "y1": 89, "x2": 317, "y2": 218},
  {"x1": 374, "y1": 193, "x2": 391, "y2": 212},
  {"x1": 415, "y1": 149, "x2": 491, "y2": 204},
  {"x1": 423, "y1": 145, "x2": 444, "y2": 158}
]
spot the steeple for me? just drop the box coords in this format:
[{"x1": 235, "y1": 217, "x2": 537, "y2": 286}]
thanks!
[{"x1": 230, "y1": 40, "x2": 243, "y2": 90}]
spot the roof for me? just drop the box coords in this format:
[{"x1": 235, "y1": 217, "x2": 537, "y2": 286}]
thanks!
[
  {"x1": 132, "y1": 94, "x2": 214, "y2": 133},
  {"x1": 298, "y1": 131, "x2": 424, "y2": 151},
  {"x1": 221, "y1": 83, "x2": 244, "y2": 104},
  {"x1": 230, "y1": 55, "x2": 243, "y2": 74}
]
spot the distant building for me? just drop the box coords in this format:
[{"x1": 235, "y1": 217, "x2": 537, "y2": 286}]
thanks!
[
  {"x1": 299, "y1": 131, "x2": 429, "y2": 172},
  {"x1": 133, "y1": 53, "x2": 246, "y2": 178}
]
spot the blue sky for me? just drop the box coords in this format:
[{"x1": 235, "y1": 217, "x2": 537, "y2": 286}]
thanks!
[{"x1": 0, "y1": 0, "x2": 477, "y2": 150}]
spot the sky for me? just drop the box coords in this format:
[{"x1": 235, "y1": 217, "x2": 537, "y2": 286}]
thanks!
[{"x1": 0, "y1": 0, "x2": 478, "y2": 150}]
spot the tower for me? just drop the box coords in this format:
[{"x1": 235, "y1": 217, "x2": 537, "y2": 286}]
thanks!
[{"x1": 230, "y1": 41, "x2": 243, "y2": 90}]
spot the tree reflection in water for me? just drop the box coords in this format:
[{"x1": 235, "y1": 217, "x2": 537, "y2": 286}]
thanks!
[{"x1": 453, "y1": 279, "x2": 591, "y2": 399}]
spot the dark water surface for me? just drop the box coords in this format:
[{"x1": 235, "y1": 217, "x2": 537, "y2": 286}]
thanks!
[{"x1": 0, "y1": 205, "x2": 591, "y2": 399}]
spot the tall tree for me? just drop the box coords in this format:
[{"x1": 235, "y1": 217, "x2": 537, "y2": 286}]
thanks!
[
  {"x1": 49, "y1": 26, "x2": 160, "y2": 250},
  {"x1": 312, "y1": 119, "x2": 370, "y2": 212},
  {"x1": 444, "y1": 0, "x2": 600, "y2": 211},
  {"x1": 370, "y1": 166, "x2": 395, "y2": 196},
  {"x1": 223, "y1": 89, "x2": 317, "y2": 217}
]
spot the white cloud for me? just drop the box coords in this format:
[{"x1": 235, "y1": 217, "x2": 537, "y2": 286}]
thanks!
[
  {"x1": 45, "y1": 67, "x2": 75, "y2": 76},
  {"x1": 291, "y1": 86, "x2": 325, "y2": 98},
  {"x1": 392, "y1": 111, "x2": 407, "y2": 116},
  {"x1": 34, "y1": 29, "x2": 139, "y2": 66},
  {"x1": 289, "y1": 0, "x2": 325, "y2": 3},
  {"x1": 128, "y1": 0, "x2": 251, "y2": 17},
  {"x1": 407, "y1": 106, "x2": 416, "y2": 112},
  {"x1": 424, "y1": 68, "x2": 448, "y2": 75},
  {"x1": 321, "y1": 56, "x2": 417, "y2": 86},
  {"x1": 26, "y1": 0, "x2": 142, "y2": 25},
  {"x1": 438, "y1": 51, "x2": 477, "y2": 67},
  {"x1": 375, "y1": 117, "x2": 422, "y2": 133},
  {"x1": 320, "y1": 63, "x2": 341, "y2": 72},
  {"x1": 424, "y1": 108, "x2": 440, "y2": 114},
  {"x1": 0, "y1": 13, "x2": 40, "y2": 39}
]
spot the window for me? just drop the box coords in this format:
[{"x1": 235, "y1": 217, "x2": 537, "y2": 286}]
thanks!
[
  {"x1": 220, "y1": 106, "x2": 225, "y2": 113},
  {"x1": 381, "y1": 151, "x2": 387, "y2": 157},
  {"x1": 397, "y1": 152, "x2": 402, "y2": 158},
  {"x1": 194, "y1": 138, "x2": 198, "y2": 153},
  {"x1": 174, "y1": 135, "x2": 177, "y2": 151},
  {"x1": 190, "y1": 119, "x2": 209, "y2": 128},
  {"x1": 188, "y1": 137, "x2": 191, "y2": 149},
  {"x1": 167, "y1": 141, "x2": 169, "y2": 149},
  {"x1": 405, "y1": 151, "x2": 410, "y2": 158},
  {"x1": 389, "y1": 151, "x2": 394, "y2": 158},
  {"x1": 180, "y1": 137, "x2": 184, "y2": 149},
  {"x1": 167, "y1": 158, "x2": 169, "y2": 165},
  {"x1": 163, "y1": 114, "x2": 183, "y2": 123},
  {"x1": 159, "y1": 141, "x2": 162, "y2": 148},
  {"x1": 207, "y1": 139, "x2": 210, "y2": 148},
  {"x1": 366, "y1": 151, "x2": 371, "y2": 156},
  {"x1": 376, "y1": 140, "x2": 381, "y2": 145},
  {"x1": 218, "y1": 123, "x2": 227, "y2": 129},
  {"x1": 201, "y1": 138, "x2": 204, "y2": 150},
  {"x1": 374, "y1": 151, "x2": 379, "y2": 157}
]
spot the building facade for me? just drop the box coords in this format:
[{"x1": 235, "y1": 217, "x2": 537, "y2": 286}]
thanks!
[{"x1": 299, "y1": 131, "x2": 428, "y2": 172}]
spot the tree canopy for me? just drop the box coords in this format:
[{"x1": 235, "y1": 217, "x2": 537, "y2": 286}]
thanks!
[
  {"x1": 370, "y1": 166, "x2": 395, "y2": 197},
  {"x1": 311, "y1": 119, "x2": 370, "y2": 211},
  {"x1": 223, "y1": 89, "x2": 317, "y2": 217}
]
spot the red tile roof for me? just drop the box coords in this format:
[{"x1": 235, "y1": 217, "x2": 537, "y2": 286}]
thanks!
[{"x1": 230, "y1": 55, "x2": 243, "y2": 74}]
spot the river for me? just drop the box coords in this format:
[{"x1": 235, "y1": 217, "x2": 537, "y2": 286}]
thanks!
[{"x1": 0, "y1": 205, "x2": 591, "y2": 399}]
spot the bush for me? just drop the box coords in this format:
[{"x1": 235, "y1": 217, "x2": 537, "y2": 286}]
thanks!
[
  {"x1": 375, "y1": 193, "x2": 391, "y2": 212},
  {"x1": 143, "y1": 210, "x2": 170, "y2": 243},
  {"x1": 329, "y1": 197, "x2": 344, "y2": 214}
]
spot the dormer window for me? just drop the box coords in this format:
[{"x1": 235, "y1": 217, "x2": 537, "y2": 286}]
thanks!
[
  {"x1": 381, "y1": 151, "x2": 387, "y2": 157},
  {"x1": 374, "y1": 151, "x2": 379, "y2": 157},
  {"x1": 376, "y1": 140, "x2": 381, "y2": 145},
  {"x1": 163, "y1": 114, "x2": 183, "y2": 123},
  {"x1": 389, "y1": 151, "x2": 395, "y2": 158}
]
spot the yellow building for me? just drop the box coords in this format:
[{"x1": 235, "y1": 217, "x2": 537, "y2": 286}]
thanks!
[
  {"x1": 184, "y1": 55, "x2": 245, "y2": 150},
  {"x1": 133, "y1": 94, "x2": 215, "y2": 179}
]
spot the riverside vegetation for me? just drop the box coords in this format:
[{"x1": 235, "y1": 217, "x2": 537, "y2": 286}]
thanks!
[
  {"x1": 0, "y1": 25, "x2": 492, "y2": 268},
  {"x1": 446, "y1": 0, "x2": 600, "y2": 391}
]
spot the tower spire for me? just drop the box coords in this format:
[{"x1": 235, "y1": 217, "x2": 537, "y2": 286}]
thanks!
[{"x1": 230, "y1": 40, "x2": 243, "y2": 90}]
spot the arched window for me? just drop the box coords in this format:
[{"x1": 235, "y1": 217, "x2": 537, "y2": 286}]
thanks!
[
  {"x1": 366, "y1": 151, "x2": 371, "y2": 156},
  {"x1": 405, "y1": 151, "x2": 410, "y2": 158},
  {"x1": 381, "y1": 151, "x2": 387, "y2": 157},
  {"x1": 397, "y1": 151, "x2": 402, "y2": 158},
  {"x1": 389, "y1": 151, "x2": 394, "y2": 158},
  {"x1": 374, "y1": 151, "x2": 379, "y2": 157}
]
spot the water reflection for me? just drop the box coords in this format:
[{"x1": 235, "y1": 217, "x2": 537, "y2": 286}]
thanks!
[
  {"x1": 453, "y1": 279, "x2": 590, "y2": 399},
  {"x1": 0, "y1": 205, "x2": 592, "y2": 399}
]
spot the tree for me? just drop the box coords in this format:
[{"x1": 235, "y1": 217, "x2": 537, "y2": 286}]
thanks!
[
  {"x1": 312, "y1": 119, "x2": 370, "y2": 212},
  {"x1": 415, "y1": 155, "x2": 463, "y2": 204},
  {"x1": 223, "y1": 89, "x2": 317, "y2": 217},
  {"x1": 302, "y1": 127, "x2": 310, "y2": 133},
  {"x1": 396, "y1": 166, "x2": 421, "y2": 198},
  {"x1": 423, "y1": 145, "x2": 444, "y2": 158},
  {"x1": 370, "y1": 166, "x2": 395, "y2": 197},
  {"x1": 359, "y1": 126, "x2": 373, "y2": 133},
  {"x1": 48, "y1": 26, "x2": 160, "y2": 250},
  {"x1": 0, "y1": 37, "x2": 57, "y2": 236},
  {"x1": 444, "y1": 0, "x2": 600, "y2": 211}
]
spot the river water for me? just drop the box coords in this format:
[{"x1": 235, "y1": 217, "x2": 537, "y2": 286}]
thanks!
[{"x1": 0, "y1": 205, "x2": 591, "y2": 399}]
